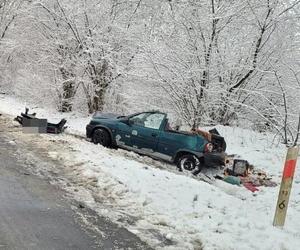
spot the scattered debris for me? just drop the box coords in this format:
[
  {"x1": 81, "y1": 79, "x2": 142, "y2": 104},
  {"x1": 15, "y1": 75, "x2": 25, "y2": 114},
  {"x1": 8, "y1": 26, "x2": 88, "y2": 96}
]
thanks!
[
  {"x1": 216, "y1": 157, "x2": 277, "y2": 192},
  {"x1": 14, "y1": 108, "x2": 67, "y2": 134},
  {"x1": 241, "y1": 172, "x2": 277, "y2": 188},
  {"x1": 189, "y1": 128, "x2": 277, "y2": 192},
  {"x1": 242, "y1": 182, "x2": 259, "y2": 192},
  {"x1": 223, "y1": 175, "x2": 241, "y2": 186}
]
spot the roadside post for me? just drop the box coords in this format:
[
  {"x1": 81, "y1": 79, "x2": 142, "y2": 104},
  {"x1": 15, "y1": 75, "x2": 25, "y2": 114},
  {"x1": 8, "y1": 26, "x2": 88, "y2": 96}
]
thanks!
[{"x1": 273, "y1": 146, "x2": 299, "y2": 227}]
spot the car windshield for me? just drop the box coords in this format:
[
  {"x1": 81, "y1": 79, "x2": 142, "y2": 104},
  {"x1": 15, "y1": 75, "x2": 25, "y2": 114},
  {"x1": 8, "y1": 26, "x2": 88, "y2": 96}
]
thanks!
[{"x1": 130, "y1": 113, "x2": 165, "y2": 129}]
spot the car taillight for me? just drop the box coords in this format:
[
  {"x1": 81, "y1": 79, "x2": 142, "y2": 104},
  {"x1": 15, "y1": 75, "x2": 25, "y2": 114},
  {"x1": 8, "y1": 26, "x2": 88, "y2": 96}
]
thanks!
[{"x1": 204, "y1": 143, "x2": 213, "y2": 153}]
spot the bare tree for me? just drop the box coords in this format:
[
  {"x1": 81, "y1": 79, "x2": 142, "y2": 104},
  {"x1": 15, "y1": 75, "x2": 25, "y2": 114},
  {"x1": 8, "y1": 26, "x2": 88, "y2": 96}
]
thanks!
[
  {"x1": 0, "y1": 0, "x2": 21, "y2": 40},
  {"x1": 146, "y1": 0, "x2": 300, "y2": 129}
]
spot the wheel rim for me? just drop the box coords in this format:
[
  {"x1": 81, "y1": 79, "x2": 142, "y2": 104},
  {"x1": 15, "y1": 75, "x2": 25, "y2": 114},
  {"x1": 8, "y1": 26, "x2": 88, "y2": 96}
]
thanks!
[
  {"x1": 94, "y1": 131, "x2": 105, "y2": 145},
  {"x1": 180, "y1": 158, "x2": 196, "y2": 172}
]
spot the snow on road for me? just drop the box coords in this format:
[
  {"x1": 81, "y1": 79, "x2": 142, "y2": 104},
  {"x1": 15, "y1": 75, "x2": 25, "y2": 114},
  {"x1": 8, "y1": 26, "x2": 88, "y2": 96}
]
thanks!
[{"x1": 1, "y1": 94, "x2": 300, "y2": 250}]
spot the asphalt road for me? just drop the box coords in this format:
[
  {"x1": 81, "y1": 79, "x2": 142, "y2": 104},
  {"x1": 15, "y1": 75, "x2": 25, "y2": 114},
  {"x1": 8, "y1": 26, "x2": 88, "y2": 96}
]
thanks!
[{"x1": 0, "y1": 116, "x2": 150, "y2": 250}]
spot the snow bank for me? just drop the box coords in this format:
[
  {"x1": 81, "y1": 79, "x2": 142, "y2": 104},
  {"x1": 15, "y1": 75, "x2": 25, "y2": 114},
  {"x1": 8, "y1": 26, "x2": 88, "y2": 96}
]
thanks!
[
  {"x1": 65, "y1": 136, "x2": 299, "y2": 250},
  {"x1": 1, "y1": 94, "x2": 300, "y2": 250}
]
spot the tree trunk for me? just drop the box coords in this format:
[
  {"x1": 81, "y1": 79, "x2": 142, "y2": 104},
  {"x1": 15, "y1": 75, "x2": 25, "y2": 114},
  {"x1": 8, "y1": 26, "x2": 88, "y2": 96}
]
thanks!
[
  {"x1": 59, "y1": 67, "x2": 76, "y2": 112},
  {"x1": 86, "y1": 60, "x2": 111, "y2": 113}
]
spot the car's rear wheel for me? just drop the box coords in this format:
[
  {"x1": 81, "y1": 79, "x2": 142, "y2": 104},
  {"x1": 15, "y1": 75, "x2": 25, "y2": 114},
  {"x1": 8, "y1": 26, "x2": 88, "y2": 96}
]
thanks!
[
  {"x1": 177, "y1": 154, "x2": 202, "y2": 175},
  {"x1": 92, "y1": 128, "x2": 111, "y2": 147}
]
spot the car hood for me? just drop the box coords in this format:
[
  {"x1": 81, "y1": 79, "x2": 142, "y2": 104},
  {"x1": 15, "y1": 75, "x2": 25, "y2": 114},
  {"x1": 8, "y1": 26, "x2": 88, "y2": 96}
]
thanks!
[{"x1": 92, "y1": 112, "x2": 122, "y2": 119}]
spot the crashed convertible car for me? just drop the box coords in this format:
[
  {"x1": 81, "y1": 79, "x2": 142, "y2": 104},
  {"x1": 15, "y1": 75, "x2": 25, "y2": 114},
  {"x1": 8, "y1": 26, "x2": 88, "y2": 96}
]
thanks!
[{"x1": 86, "y1": 111, "x2": 226, "y2": 173}]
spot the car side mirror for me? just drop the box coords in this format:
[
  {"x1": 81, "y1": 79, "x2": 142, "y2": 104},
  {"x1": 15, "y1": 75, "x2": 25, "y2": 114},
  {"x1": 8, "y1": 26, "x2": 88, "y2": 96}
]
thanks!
[
  {"x1": 128, "y1": 119, "x2": 134, "y2": 125},
  {"x1": 120, "y1": 118, "x2": 133, "y2": 126}
]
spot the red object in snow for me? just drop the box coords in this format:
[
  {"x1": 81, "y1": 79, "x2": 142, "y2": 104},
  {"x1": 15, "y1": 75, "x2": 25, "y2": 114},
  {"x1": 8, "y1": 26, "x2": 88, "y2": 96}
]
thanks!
[{"x1": 243, "y1": 182, "x2": 259, "y2": 192}]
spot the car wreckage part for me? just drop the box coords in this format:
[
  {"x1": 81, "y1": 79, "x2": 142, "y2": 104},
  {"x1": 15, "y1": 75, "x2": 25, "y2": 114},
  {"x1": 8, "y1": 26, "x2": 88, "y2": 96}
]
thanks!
[
  {"x1": 210, "y1": 133, "x2": 226, "y2": 152},
  {"x1": 47, "y1": 119, "x2": 67, "y2": 134},
  {"x1": 203, "y1": 153, "x2": 225, "y2": 168},
  {"x1": 14, "y1": 108, "x2": 67, "y2": 134},
  {"x1": 223, "y1": 176, "x2": 241, "y2": 186}
]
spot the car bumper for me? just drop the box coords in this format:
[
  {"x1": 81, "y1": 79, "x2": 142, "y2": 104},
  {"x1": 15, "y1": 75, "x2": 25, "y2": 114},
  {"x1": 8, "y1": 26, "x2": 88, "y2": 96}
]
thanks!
[
  {"x1": 203, "y1": 152, "x2": 225, "y2": 168},
  {"x1": 86, "y1": 124, "x2": 94, "y2": 138}
]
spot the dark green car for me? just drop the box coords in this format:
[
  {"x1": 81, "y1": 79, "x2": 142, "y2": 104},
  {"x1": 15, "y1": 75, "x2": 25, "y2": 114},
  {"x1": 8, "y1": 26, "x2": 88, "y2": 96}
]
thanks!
[{"x1": 86, "y1": 111, "x2": 225, "y2": 173}]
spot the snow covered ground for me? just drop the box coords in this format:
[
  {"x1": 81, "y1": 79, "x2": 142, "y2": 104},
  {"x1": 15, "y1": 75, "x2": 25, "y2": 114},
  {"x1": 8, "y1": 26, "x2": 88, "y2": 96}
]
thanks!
[{"x1": 1, "y1": 94, "x2": 300, "y2": 250}]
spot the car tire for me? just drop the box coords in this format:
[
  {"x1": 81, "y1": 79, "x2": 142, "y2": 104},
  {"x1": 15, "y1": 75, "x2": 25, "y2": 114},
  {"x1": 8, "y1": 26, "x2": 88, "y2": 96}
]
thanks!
[
  {"x1": 177, "y1": 154, "x2": 202, "y2": 174},
  {"x1": 92, "y1": 128, "x2": 111, "y2": 147}
]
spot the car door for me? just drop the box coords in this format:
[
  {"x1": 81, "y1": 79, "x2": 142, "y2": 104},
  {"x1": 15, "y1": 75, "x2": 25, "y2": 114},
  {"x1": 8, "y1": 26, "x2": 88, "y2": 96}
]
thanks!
[
  {"x1": 128, "y1": 113, "x2": 166, "y2": 154},
  {"x1": 116, "y1": 121, "x2": 132, "y2": 147},
  {"x1": 157, "y1": 130, "x2": 184, "y2": 157}
]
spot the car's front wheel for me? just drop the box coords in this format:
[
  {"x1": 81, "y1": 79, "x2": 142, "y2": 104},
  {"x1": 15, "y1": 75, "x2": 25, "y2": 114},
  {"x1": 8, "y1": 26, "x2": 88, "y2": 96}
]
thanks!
[
  {"x1": 177, "y1": 154, "x2": 202, "y2": 175},
  {"x1": 92, "y1": 128, "x2": 111, "y2": 147}
]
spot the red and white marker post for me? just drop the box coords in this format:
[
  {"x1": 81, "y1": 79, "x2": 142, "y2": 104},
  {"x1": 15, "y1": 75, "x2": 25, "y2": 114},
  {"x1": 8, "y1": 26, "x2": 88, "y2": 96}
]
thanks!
[{"x1": 273, "y1": 146, "x2": 299, "y2": 227}]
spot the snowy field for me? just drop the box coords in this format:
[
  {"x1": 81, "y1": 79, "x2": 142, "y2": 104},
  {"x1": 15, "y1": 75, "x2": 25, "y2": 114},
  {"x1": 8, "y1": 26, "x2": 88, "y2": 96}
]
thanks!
[{"x1": 1, "y1": 94, "x2": 300, "y2": 250}]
